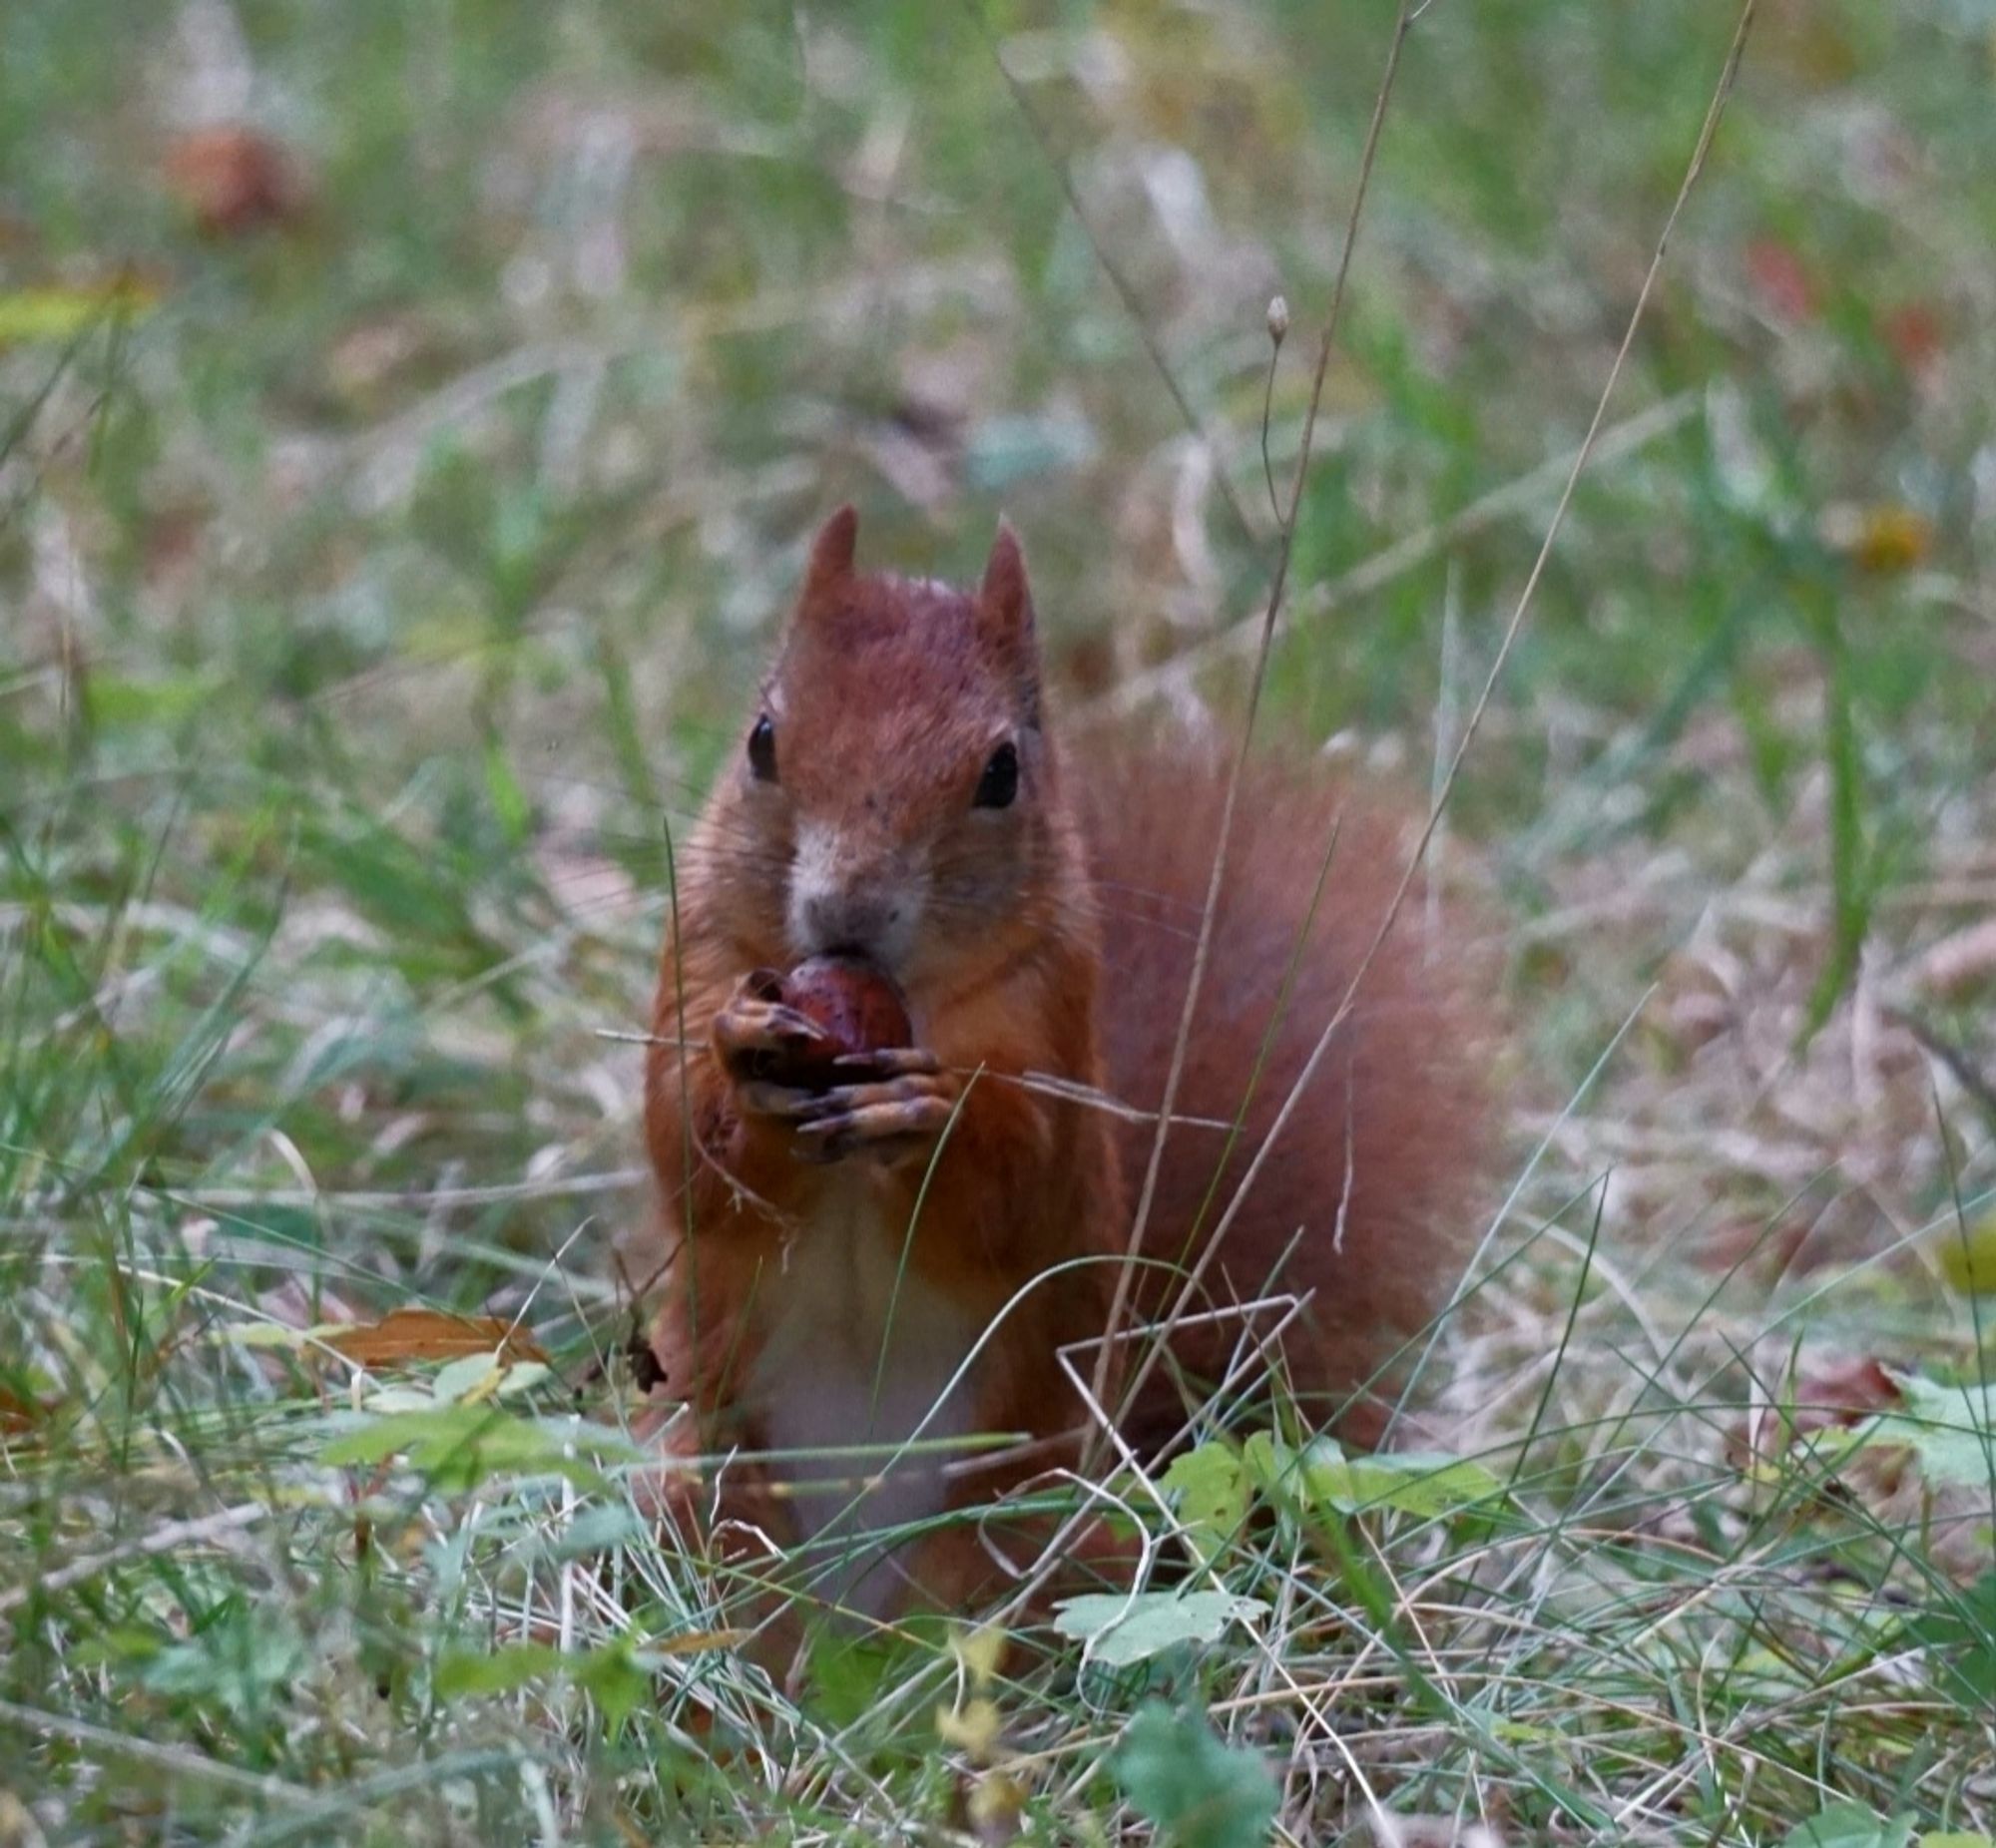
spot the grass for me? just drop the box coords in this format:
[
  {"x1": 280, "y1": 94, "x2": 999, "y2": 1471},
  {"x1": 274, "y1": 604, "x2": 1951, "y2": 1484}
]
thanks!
[{"x1": 5, "y1": 0, "x2": 1996, "y2": 1841}]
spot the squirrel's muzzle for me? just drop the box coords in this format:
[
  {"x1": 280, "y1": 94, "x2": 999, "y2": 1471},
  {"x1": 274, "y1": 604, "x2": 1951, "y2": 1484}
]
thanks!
[{"x1": 787, "y1": 823, "x2": 922, "y2": 970}]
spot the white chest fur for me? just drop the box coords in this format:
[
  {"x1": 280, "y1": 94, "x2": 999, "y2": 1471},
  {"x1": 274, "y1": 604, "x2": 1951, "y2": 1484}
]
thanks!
[{"x1": 744, "y1": 1178, "x2": 983, "y2": 1617}]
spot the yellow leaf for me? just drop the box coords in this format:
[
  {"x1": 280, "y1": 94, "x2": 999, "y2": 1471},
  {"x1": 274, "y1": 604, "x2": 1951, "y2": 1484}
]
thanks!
[
  {"x1": 1939, "y1": 1213, "x2": 1996, "y2": 1297},
  {"x1": 1851, "y1": 504, "x2": 1933, "y2": 574},
  {"x1": 652, "y1": 1627, "x2": 748, "y2": 1658},
  {"x1": 935, "y1": 1695, "x2": 1003, "y2": 1760},
  {"x1": 0, "y1": 274, "x2": 161, "y2": 347},
  {"x1": 951, "y1": 1622, "x2": 1007, "y2": 1689}
]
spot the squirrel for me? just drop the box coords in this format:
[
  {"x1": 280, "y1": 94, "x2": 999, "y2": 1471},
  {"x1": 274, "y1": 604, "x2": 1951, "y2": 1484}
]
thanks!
[{"x1": 630, "y1": 505, "x2": 1495, "y2": 1626}]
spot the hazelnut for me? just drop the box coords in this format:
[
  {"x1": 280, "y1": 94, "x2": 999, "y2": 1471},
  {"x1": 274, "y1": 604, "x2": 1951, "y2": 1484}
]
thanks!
[{"x1": 751, "y1": 956, "x2": 912, "y2": 1089}]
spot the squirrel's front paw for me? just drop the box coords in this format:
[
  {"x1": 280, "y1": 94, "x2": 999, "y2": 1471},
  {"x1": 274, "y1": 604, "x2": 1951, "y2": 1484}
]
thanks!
[
  {"x1": 792, "y1": 1050, "x2": 960, "y2": 1167},
  {"x1": 712, "y1": 969, "x2": 833, "y2": 1081},
  {"x1": 711, "y1": 972, "x2": 844, "y2": 1133}
]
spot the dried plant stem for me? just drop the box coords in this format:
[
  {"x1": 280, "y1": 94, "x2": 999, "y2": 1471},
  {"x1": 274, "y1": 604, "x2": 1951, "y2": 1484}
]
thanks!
[
  {"x1": 1112, "y1": 0, "x2": 1762, "y2": 1438},
  {"x1": 1086, "y1": 1, "x2": 1418, "y2": 1460},
  {"x1": 1083, "y1": 389, "x2": 1698, "y2": 726}
]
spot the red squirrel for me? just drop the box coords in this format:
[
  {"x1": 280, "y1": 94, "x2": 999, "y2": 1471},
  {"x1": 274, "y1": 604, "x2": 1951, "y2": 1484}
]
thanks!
[{"x1": 631, "y1": 506, "x2": 1495, "y2": 1621}]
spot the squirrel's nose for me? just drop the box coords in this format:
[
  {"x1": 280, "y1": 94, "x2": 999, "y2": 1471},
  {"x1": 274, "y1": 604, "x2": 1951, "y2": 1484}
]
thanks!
[
  {"x1": 796, "y1": 888, "x2": 906, "y2": 962},
  {"x1": 788, "y1": 823, "x2": 922, "y2": 966}
]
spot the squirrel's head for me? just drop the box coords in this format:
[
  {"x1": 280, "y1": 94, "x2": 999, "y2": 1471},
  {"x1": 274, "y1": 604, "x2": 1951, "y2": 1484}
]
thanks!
[{"x1": 704, "y1": 505, "x2": 1070, "y2": 992}]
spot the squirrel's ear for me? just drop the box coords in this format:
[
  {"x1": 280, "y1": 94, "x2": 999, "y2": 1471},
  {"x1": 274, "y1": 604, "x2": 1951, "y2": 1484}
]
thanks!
[
  {"x1": 978, "y1": 520, "x2": 1042, "y2": 714},
  {"x1": 797, "y1": 504, "x2": 859, "y2": 615},
  {"x1": 978, "y1": 519, "x2": 1042, "y2": 720}
]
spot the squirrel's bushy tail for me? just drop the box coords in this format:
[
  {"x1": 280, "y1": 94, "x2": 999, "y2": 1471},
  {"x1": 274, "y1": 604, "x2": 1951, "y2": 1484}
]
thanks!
[{"x1": 1080, "y1": 735, "x2": 1500, "y2": 1448}]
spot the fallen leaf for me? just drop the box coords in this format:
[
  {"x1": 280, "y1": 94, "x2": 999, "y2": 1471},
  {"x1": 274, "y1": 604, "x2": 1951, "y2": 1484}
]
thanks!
[
  {"x1": 1746, "y1": 236, "x2": 1815, "y2": 324},
  {"x1": 319, "y1": 1307, "x2": 547, "y2": 1368},
  {"x1": 1736, "y1": 1356, "x2": 1903, "y2": 1471},
  {"x1": 165, "y1": 126, "x2": 308, "y2": 237},
  {"x1": 1854, "y1": 505, "x2": 1935, "y2": 573}
]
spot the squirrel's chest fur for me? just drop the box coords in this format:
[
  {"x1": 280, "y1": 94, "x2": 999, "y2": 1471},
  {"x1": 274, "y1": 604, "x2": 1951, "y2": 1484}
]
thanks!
[{"x1": 745, "y1": 1177, "x2": 982, "y2": 1616}]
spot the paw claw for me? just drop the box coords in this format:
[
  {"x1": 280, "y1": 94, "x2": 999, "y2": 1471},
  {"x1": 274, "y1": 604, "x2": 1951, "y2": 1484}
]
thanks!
[
  {"x1": 834, "y1": 1047, "x2": 941, "y2": 1078},
  {"x1": 788, "y1": 1085, "x2": 959, "y2": 1164},
  {"x1": 713, "y1": 980, "x2": 835, "y2": 1086}
]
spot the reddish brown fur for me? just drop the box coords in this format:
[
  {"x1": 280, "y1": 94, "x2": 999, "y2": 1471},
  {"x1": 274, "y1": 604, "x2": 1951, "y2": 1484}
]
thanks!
[
  {"x1": 635, "y1": 512, "x2": 1121, "y2": 1619},
  {"x1": 631, "y1": 509, "x2": 1495, "y2": 1624},
  {"x1": 1082, "y1": 745, "x2": 1498, "y2": 1450}
]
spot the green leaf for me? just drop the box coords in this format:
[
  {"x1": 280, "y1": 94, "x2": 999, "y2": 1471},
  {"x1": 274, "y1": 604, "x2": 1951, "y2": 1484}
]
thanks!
[
  {"x1": 495, "y1": 1360, "x2": 552, "y2": 1400},
  {"x1": 1238, "y1": 1431, "x2": 1278, "y2": 1488},
  {"x1": 360, "y1": 1385, "x2": 440, "y2": 1415},
  {"x1": 225, "y1": 1322, "x2": 310, "y2": 1350},
  {"x1": 1162, "y1": 1442, "x2": 1250, "y2": 1563},
  {"x1": 481, "y1": 732, "x2": 533, "y2": 846},
  {"x1": 141, "y1": 1609, "x2": 310, "y2": 1724},
  {"x1": 1113, "y1": 1702, "x2": 1277, "y2": 1848},
  {"x1": 1053, "y1": 1591, "x2": 1265, "y2": 1668},
  {"x1": 1778, "y1": 1804, "x2": 1915, "y2": 1848},
  {"x1": 1297, "y1": 1444, "x2": 1507, "y2": 1518},
  {"x1": 554, "y1": 1503, "x2": 646, "y2": 1557},
  {"x1": 1921, "y1": 1835, "x2": 1996, "y2": 1848},
  {"x1": 1863, "y1": 1375, "x2": 1996, "y2": 1492},
  {"x1": 1240, "y1": 1431, "x2": 1504, "y2": 1520},
  {"x1": 573, "y1": 1640, "x2": 648, "y2": 1732},
  {"x1": 85, "y1": 671, "x2": 227, "y2": 731},
  {"x1": 806, "y1": 1629, "x2": 902, "y2": 1729},
  {"x1": 430, "y1": 1351, "x2": 502, "y2": 1405},
  {"x1": 0, "y1": 277, "x2": 160, "y2": 345},
  {"x1": 435, "y1": 1638, "x2": 648, "y2": 1729},
  {"x1": 1908, "y1": 1571, "x2": 1996, "y2": 1711},
  {"x1": 433, "y1": 1641, "x2": 565, "y2": 1701},
  {"x1": 320, "y1": 1405, "x2": 637, "y2": 1493}
]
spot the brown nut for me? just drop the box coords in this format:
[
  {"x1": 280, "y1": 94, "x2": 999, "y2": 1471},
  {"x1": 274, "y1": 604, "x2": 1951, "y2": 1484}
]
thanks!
[
  {"x1": 757, "y1": 955, "x2": 913, "y2": 1090},
  {"x1": 747, "y1": 962, "x2": 914, "y2": 1094}
]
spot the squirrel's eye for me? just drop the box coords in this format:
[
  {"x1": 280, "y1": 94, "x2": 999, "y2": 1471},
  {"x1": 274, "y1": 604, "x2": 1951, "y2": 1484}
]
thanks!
[
  {"x1": 747, "y1": 714, "x2": 777, "y2": 782},
  {"x1": 974, "y1": 740, "x2": 1019, "y2": 809}
]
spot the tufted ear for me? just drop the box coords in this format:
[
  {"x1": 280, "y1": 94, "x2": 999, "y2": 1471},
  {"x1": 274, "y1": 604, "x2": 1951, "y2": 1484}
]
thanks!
[
  {"x1": 796, "y1": 504, "x2": 858, "y2": 617},
  {"x1": 977, "y1": 519, "x2": 1042, "y2": 720}
]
